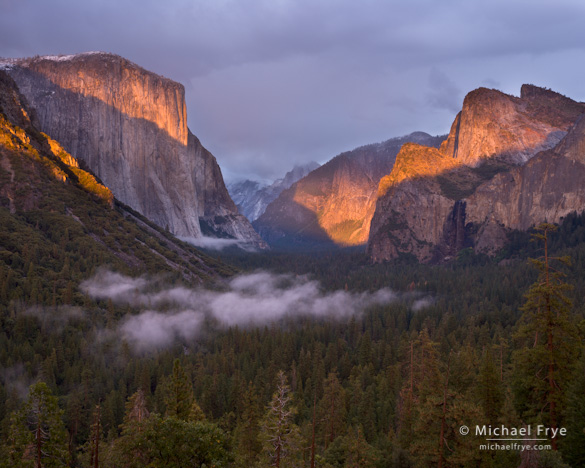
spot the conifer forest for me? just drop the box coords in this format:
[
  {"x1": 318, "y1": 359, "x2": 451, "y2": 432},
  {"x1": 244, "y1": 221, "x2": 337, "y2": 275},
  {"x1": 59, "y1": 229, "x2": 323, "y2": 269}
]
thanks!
[{"x1": 2, "y1": 200, "x2": 585, "y2": 467}]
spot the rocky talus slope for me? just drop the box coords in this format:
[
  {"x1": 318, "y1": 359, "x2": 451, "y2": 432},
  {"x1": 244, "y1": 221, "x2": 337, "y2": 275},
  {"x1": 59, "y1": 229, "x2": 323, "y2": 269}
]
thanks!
[
  {"x1": 368, "y1": 85, "x2": 585, "y2": 262},
  {"x1": 253, "y1": 132, "x2": 444, "y2": 248},
  {"x1": 2, "y1": 53, "x2": 265, "y2": 247}
]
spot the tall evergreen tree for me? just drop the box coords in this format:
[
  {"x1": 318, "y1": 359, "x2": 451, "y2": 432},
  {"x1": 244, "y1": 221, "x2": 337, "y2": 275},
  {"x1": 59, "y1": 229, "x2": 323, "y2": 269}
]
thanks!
[
  {"x1": 89, "y1": 404, "x2": 101, "y2": 468},
  {"x1": 512, "y1": 224, "x2": 578, "y2": 449},
  {"x1": 477, "y1": 347, "x2": 503, "y2": 425},
  {"x1": 3, "y1": 382, "x2": 70, "y2": 468},
  {"x1": 343, "y1": 425, "x2": 379, "y2": 468},
  {"x1": 259, "y1": 370, "x2": 301, "y2": 468},
  {"x1": 163, "y1": 359, "x2": 194, "y2": 421},
  {"x1": 109, "y1": 389, "x2": 151, "y2": 468},
  {"x1": 233, "y1": 382, "x2": 262, "y2": 468},
  {"x1": 317, "y1": 372, "x2": 347, "y2": 449}
]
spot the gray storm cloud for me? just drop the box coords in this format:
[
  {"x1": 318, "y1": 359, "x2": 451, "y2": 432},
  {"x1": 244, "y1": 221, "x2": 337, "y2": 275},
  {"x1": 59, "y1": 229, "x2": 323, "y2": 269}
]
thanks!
[
  {"x1": 3, "y1": 0, "x2": 585, "y2": 181},
  {"x1": 80, "y1": 270, "x2": 398, "y2": 350}
]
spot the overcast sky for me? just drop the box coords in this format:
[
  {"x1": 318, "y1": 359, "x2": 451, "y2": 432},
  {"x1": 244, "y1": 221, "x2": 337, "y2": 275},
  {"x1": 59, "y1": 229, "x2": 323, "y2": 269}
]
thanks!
[{"x1": 2, "y1": 0, "x2": 585, "y2": 182}]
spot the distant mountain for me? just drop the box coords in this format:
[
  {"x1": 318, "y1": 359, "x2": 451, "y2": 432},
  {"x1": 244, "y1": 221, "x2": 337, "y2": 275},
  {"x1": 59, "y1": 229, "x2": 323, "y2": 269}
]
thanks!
[
  {"x1": 368, "y1": 85, "x2": 585, "y2": 263},
  {"x1": 253, "y1": 132, "x2": 444, "y2": 249},
  {"x1": 1, "y1": 52, "x2": 266, "y2": 248},
  {"x1": 228, "y1": 162, "x2": 320, "y2": 221},
  {"x1": 0, "y1": 69, "x2": 234, "y2": 288}
]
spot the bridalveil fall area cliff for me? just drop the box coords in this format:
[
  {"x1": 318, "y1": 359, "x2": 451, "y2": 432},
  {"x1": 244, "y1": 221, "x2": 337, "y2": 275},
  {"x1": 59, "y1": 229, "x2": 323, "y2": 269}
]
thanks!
[{"x1": 367, "y1": 85, "x2": 585, "y2": 262}]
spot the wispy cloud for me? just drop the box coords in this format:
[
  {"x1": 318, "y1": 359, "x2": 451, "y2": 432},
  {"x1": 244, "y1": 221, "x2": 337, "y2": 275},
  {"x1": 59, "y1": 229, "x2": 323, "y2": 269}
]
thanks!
[
  {"x1": 179, "y1": 236, "x2": 257, "y2": 252},
  {"x1": 79, "y1": 270, "x2": 149, "y2": 303},
  {"x1": 411, "y1": 296, "x2": 434, "y2": 312},
  {"x1": 80, "y1": 269, "x2": 398, "y2": 351},
  {"x1": 0, "y1": 364, "x2": 36, "y2": 400},
  {"x1": 119, "y1": 310, "x2": 205, "y2": 352}
]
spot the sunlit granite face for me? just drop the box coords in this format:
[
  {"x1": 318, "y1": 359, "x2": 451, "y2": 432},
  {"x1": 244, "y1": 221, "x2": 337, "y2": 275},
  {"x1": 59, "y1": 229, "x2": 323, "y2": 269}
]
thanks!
[
  {"x1": 5, "y1": 53, "x2": 266, "y2": 247},
  {"x1": 368, "y1": 85, "x2": 585, "y2": 263}
]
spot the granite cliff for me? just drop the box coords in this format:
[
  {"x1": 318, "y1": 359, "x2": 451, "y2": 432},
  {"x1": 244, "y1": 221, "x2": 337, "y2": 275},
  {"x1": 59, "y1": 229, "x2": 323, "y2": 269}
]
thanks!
[
  {"x1": 253, "y1": 132, "x2": 444, "y2": 248},
  {"x1": 0, "y1": 69, "x2": 231, "y2": 282},
  {"x1": 2, "y1": 53, "x2": 264, "y2": 247},
  {"x1": 368, "y1": 85, "x2": 585, "y2": 262}
]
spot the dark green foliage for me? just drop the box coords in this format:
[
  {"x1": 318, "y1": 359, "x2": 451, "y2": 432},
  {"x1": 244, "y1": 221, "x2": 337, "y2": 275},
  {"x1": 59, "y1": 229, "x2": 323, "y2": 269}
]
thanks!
[
  {"x1": 2, "y1": 382, "x2": 70, "y2": 468},
  {"x1": 477, "y1": 347, "x2": 504, "y2": 424},
  {"x1": 109, "y1": 390, "x2": 230, "y2": 468},
  {"x1": 511, "y1": 224, "x2": 578, "y2": 448},
  {"x1": 317, "y1": 372, "x2": 347, "y2": 448},
  {"x1": 561, "y1": 349, "x2": 585, "y2": 466},
  {"x1": 162, "y1": 359, "x2": 194, "y2": 420},
  {"x1": 125, "y1": 416, "x2": 231, "y2": 468},
  {"x1": 232, "y1": 382, "x2": 262, "y2": 467}
]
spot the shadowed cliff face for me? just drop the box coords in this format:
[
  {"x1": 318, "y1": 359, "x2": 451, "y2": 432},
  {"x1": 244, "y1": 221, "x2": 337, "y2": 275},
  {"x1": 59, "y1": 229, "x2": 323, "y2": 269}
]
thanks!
[
  {"x1": 254, "y1": 132, "x2": 444, "y2": 248},
  {"x1": 465, "y1": 115, "x2": 585, "y2": 246},
  {"x1": 368, "y1": 85, "x2": 585, "y2": 263},
  {"x1": 4, "y1": 53, "x2": 265, "y2": 247}
]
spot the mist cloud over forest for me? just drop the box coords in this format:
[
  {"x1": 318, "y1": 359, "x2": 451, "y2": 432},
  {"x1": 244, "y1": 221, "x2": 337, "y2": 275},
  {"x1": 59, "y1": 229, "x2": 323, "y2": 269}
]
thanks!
[{"x1": 80, "y1": 270, "x2": 401, "y2": 351}]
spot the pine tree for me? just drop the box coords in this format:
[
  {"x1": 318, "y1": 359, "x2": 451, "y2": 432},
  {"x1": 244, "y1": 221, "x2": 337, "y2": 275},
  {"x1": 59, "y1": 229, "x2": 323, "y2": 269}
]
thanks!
[
  {"x1": 163, "y1": 359, "x2": 194, "y2": 421},
  {"x1": 188, "y1": 400, "x2": 207, "y2": 422},
  {"x1": 512, "y1": 224, "x2": 578, "y2": 449},
  {"x1": 344, "y1": 425, "x2": 379, "y2": 468},
  {"x1": 4, "y1": 382, "x2": 70, "y2": 468},
  {"x1": 259, "y1": 370, "x2": 301, "y2": 468},
  {"x1": 89, "y1": 404, "x2": 101, "y2": 468},
  {"x1": 123, "y1": 389, "x2": 150, "y2": 427},
  {"x1": 233, "y1": 382, "x2": 262, "y2": 467},
  {"x1": 396, "y1": 330, "x2": 441, "y2": 455},
  {"x1": 317, "y1": 372, "x2": 346, "y2": 449},
  {"x1": 403, "y1": 337, "x2": 482, "y2": 467},
  {"x1": 110, "y1": 389, "x2": 150, "y2": 468},
  {"x1": 476, "y1": 347, "x2": 503, "y2": 425}
]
